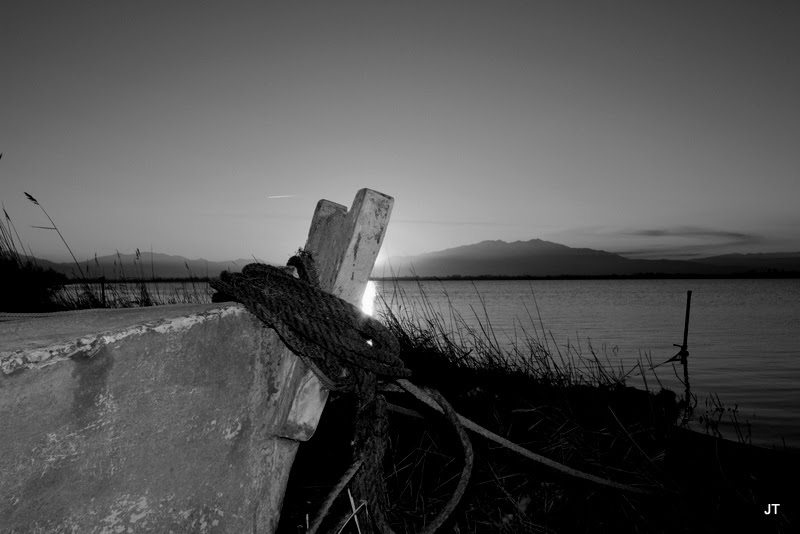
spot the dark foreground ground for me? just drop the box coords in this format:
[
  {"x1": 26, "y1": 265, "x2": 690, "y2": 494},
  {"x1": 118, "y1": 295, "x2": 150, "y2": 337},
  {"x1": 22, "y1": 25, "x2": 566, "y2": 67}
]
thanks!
[{"x1": 278, "y1": 345, "x2": 799, "y2": 534}]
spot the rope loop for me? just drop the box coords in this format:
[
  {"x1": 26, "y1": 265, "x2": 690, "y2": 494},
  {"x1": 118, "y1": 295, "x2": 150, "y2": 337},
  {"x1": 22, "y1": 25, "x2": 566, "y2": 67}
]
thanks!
[
  {"x1": 210, "y1": 252, "x2": 470, "y2": 533},
  {"x1": 210, "y1": 256, "x2": 410, "y2": 391},
  {"x1": 210, "y1": 251, "x2": 650, "y2": 533}
]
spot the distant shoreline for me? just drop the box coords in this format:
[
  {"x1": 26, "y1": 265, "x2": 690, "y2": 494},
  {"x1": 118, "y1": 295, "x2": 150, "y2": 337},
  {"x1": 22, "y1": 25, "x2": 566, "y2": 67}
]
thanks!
[
  {"x1": 59, "y1": 271, "x2": 800, "y2": 283},
  {"x1": 63, "y1": 277, "x2": 212, "y2": 283},
  {"x1": 371, "y1": 271, "x2": 800, "y2": 281}
]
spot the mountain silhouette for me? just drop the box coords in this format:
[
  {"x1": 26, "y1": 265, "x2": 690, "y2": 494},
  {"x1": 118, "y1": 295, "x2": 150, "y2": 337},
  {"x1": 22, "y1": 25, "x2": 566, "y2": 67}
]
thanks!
[
  {"x1": 25, "y1": 242, "x2": 800, "y2": 280},
  {"x1": 378, "y1": 239, "x2": 771, "y2": 278}
]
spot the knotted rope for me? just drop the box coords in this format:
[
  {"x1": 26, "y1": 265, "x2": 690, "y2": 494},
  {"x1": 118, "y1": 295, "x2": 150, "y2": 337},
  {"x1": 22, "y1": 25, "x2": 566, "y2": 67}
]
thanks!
[
  {"x1": 210, "y1": 254, "x2": 471, "y2": 534},
  {"x1": 211, "y1": 260, "x2": 410, "y2": 391}
]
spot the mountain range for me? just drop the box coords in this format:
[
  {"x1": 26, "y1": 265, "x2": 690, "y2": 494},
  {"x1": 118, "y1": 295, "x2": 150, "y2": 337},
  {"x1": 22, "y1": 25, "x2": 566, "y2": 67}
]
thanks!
[
  {"x1": 379, "y1": 239, "x2": 800, "y2": 278},
  {"x1": 23, "y1": 240, "x2": 800, "y2": 280}
]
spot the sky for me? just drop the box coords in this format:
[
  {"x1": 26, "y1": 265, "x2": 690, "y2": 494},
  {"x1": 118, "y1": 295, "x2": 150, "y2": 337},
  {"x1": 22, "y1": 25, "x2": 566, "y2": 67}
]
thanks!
[{"x1": 2, "y1": 1, "x2": 798, "y2": 265}]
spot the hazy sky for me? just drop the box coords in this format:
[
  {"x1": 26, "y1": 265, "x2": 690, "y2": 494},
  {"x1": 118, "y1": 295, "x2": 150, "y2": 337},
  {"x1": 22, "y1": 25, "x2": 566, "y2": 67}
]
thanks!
[{"x1": 2, "y1": 1, "x2": 798, "y2": 265}]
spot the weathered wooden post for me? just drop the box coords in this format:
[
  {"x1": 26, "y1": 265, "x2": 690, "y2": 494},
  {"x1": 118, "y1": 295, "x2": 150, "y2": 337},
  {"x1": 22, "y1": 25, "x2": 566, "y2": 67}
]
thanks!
[
  {"x1": 259, "y1": 188, "x2": 394, "y2": 529},
  {"x1": 272, "y1": 189, "x2": 393, "y2": 441},
  {"x1": 0, "y1": 188, "x2": 393, "y2": 533}
]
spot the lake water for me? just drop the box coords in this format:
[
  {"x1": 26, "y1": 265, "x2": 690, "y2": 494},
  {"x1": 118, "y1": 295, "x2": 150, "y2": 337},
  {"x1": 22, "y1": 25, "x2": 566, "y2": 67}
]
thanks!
[{"x1": 374, "y1": 279, "x2": 800, "y2": 449}]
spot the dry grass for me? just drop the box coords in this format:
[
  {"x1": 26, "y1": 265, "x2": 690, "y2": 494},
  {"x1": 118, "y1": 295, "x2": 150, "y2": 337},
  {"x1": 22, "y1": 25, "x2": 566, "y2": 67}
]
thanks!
[
  {"x1": 281, "y1": 282, "x2": 687, "y2": 534},
  {"x1": 2, "y1": 201, "x2": 69, "y2": 311},
  {"x1": 52, "y1": 250, "x2": 213, "y2": 308},
  {"x1": 5, "y1": 194, "x2": 794, "y2": 531},
  {"x1": 2, "y1": 195, "x2": 211, "y2": 311},
  {"x1": 279, "y1": 279, "x2": 799, "y2": 533}
]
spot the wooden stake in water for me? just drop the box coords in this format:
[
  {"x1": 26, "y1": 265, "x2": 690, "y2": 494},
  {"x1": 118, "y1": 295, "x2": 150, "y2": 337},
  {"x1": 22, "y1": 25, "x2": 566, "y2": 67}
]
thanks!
[{"x1": 675, "y1": 290, "x2": 692, "y2": 411}]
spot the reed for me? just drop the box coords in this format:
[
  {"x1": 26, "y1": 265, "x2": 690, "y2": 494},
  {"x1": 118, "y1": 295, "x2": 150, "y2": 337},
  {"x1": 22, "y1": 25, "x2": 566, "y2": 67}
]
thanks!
[
  {"x1": 280, "y1": 279, "x2": 796, "y2": 534},
  {"x1": 375, "y1": 278, "x2": 654, "y2": 389},
  {"x1": 2, "y1": 194, "x2": 211, "y2": 310},
  {"x1": 4, "y1": 193, "x2": 790, "y2": 530},
  {"x1": 54, "y1": 254, "x2": 213, "y2": 308},
  {"x1": 1, "y1": 203, "x2": 69, "y2": 312},
  {"x1": 280, "y1": 281, "x2": 685, "y2": 534},
  {"x1": 24, "y1": 192, "x2": 86, "y2": 279}
]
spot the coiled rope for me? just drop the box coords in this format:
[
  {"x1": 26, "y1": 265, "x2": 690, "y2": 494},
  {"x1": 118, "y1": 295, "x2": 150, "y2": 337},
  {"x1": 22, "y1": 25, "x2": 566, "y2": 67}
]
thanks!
[
  {"x1": 212, "y1": 260, "x2": 409, "y2": 391},
  {"x1": 211, "y1": 254, "x2": 470, "y2": 534},
  {"x1": 210, "y1": 253, "x2": 651, "y2": 534}
]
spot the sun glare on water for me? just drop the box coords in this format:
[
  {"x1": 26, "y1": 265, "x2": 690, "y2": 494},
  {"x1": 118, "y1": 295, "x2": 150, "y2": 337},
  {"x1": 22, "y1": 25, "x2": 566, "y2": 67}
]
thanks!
[{"x1": 361, "y1": 280, "x2": 377, "y2": 316}]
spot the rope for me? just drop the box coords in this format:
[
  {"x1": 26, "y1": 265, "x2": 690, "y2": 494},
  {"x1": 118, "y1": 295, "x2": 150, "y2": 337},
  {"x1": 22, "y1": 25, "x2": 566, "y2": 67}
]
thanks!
[
  {"x1": 307, "y1": 457, "x2": 365, "y2": 534},
  {"x1": 210, "y1": 262, "x2": 410, "y2": 391},
  {"x1": 211, "y1": 256, "x2": 470, "y2": 533},
  {"x1": 210, "y1": 254, "x2": 653, "y2": 533},
  {"x1": 396, "y1": 379, "x2": 652, "y2": 496},
  {"x1": 401, "y1": 387, "x2": 473, "y2": 534}
]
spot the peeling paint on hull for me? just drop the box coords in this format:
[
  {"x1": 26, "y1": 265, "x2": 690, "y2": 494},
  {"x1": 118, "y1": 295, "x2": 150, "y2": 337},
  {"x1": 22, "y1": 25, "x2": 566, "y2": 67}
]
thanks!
[
  {"x1": 1, "y1": 306, "x2": 245, "y2": 375},
  {"x1": 0, "y1": 304, "x2": 300, "y2": 533}
]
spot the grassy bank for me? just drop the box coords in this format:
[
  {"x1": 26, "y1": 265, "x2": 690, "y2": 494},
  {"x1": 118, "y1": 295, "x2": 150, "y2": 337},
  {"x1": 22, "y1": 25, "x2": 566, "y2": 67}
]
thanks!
[
  {"x1": 1, "y1": 254, "x2": 211, "y2": 310},
  {"x1": 278, "y1": 282, "x2": 798, "y2": 534},
  {"x1": 2, "y1": 195, "x2": 211, "y2": 311},
  {"x1": 5, "y1": 195, "x2": 796, "y2": 531},
  {"x1": 2, "y1": 200, "x2": 70, "y2": 311}
]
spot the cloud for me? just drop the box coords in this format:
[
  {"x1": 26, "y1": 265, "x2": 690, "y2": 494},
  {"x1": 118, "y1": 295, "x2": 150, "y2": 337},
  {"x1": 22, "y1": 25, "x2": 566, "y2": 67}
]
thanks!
[
  {"x1": 616, "y1": 244, "x2": 731, "y2": 259},
  {"x1": 585, "y1": 226, "x2": 767, "y2": 259},
  {"x1": 268, "y1": 195, "x2": 296, "y2": 199},
  {"x1": 623, "y1": 226, "x2": 760, "y2": 243}
]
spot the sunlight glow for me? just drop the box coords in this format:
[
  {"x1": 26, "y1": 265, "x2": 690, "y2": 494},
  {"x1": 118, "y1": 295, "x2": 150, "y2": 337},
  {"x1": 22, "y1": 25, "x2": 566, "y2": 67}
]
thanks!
[{"x1": 361, "y1": 280, "x2": 377, "y2": 316}]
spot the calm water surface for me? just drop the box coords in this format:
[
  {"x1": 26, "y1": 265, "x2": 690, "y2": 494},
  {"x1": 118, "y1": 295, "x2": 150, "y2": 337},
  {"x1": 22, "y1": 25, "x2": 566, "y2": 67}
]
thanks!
[{"x1": 375, "y1": 279, "x2": 800, "y2": 449}]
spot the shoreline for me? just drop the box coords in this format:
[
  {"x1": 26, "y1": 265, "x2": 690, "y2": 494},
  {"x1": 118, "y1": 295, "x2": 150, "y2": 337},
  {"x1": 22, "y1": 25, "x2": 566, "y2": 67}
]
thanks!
[{"x1": 372, "y1": 271, "x2": 800, "y2": 281}]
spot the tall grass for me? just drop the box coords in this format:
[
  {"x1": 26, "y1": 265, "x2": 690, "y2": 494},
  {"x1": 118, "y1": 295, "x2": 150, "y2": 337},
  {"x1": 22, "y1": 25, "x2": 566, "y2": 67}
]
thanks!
[
  {"x1": 374, "y1": 279, "x2": 756, "y2": 445},
  {"x1": 51, "y1": 250, "x2": 213, "y2": 308},
  {"x1": 1, "y1": 203, "x2": 70, "y2": 311},
  {"x1": 282, "y1": 280, "x2": 791, "y2": 534},
  {"x1": 2, "y1": 194, "x2": 211, "y2": 311},
  {"x1": 375, "y1": 278, "x2": 660, "y2": 390},
  {"x1": 24, "y1": 192, "x2": 86, "y2": 279},
  {"x1": 282, "y1": 281, "x2": 687, "y2": 534}
]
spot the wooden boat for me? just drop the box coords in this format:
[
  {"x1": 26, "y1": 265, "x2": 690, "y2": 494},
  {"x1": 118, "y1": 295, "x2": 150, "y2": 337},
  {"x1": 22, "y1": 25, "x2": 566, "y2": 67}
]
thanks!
[{"x1": 0, "y1": 188, "x2": 393, "y2": 533}]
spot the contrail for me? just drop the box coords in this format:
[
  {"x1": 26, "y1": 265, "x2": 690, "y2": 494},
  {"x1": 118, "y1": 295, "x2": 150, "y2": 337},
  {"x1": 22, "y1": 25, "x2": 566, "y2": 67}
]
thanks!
[{"x1": 268, "y1": 195, "x2": 295, "y2": 199}]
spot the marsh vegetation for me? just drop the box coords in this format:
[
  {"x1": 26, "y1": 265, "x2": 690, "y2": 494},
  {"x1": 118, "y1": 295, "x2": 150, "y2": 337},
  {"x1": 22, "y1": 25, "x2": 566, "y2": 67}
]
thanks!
[{"x1": 3, "y1": 194, "x2": 795, "y2": 532}]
